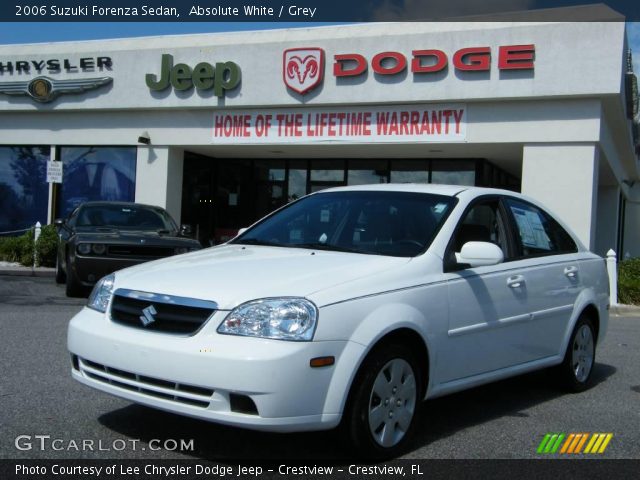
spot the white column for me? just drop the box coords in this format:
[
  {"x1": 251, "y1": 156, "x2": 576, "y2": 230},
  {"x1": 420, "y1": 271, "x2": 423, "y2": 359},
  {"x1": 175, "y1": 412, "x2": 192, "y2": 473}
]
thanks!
[
  {"x1": 134, "y1": 146, "x2": 184, "y2": 224},
  {"x1": 521, "y1": 144, "x2": 599, "y2": 251},
  {"x1": 606, "y1": 249, "x2": 618, "y2": 305}
]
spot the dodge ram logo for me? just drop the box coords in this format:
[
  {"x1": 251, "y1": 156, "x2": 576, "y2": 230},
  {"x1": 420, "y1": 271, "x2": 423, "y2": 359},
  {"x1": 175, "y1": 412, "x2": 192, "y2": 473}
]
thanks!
[{"x1": 283, "y1": 48, "x2": 324, "y2": 95}]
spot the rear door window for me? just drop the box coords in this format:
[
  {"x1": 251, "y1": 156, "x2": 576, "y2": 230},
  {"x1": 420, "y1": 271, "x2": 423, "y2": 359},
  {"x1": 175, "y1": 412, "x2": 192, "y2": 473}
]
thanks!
[{"x1": 504, "y1": 198, "x2": 577, "y2": 258}]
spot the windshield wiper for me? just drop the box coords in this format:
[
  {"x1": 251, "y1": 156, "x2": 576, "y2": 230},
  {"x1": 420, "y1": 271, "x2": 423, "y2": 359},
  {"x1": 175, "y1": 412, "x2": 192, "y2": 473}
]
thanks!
[
  {"x1": 235, "y1": 238, "x2": 283, "y2": 247},
  {"x1": 292, "y1": 242, "x2": 366, "y2": 254}
]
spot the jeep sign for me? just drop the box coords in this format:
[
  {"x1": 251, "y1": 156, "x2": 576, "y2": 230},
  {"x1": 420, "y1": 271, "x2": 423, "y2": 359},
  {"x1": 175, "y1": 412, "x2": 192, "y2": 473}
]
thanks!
[{"x1": 146, "y1": 54, "x2": 241, "y2": 97}]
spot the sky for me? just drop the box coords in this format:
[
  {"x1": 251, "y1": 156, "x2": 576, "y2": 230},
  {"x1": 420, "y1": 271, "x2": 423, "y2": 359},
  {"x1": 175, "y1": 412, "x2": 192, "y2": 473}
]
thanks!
[
  {"x1": 0, "y1": 21, "x2": 638, "y2": 75},
  {"x1": 0, "y1": 23, "x2": 331, "y2": 45}
]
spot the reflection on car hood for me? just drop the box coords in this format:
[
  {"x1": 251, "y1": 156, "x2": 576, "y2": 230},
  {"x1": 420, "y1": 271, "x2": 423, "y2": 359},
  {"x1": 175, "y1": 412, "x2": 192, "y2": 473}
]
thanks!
[
  {"x1": 115, "y1": 244, "x2": 411, "y2": 310},
  {"x1": 74, "y1": 229, "x2": 199, "y2": 247}
]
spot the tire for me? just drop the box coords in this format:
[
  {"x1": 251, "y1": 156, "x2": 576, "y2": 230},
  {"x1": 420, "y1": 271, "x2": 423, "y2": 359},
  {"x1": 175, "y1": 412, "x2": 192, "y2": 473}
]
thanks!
[
  {"x1": 556, "y1": 315, "x2": 597, "y2": 392},
  {"x1": 343, "y1": 343, "x2": 423, "y2": 459},
  {"x1": 65, "y1": 253, "x2": 84, "y2": 297},
  {"x1": 55, "y1": 252, "x2": 66, "y2": 284}
]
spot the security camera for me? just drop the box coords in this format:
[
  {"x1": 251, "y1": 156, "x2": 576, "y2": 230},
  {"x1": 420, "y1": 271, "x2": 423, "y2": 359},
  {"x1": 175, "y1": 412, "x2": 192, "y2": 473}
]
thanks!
[{"x1": 138, "y1": 131, "x2": 151, "y2": 145}]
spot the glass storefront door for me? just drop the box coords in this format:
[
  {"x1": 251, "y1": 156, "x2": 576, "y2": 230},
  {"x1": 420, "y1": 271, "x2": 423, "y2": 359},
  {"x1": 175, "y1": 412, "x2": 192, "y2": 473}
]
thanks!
[{"x1": 181, "y1": 154, "x2": 519, "y2": 246}]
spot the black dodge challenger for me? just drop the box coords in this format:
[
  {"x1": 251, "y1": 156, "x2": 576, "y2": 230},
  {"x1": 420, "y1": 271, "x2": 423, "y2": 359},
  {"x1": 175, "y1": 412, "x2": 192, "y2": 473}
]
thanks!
[{"x1": 55, "y1": 201, "x2": 201, "y2": 297}]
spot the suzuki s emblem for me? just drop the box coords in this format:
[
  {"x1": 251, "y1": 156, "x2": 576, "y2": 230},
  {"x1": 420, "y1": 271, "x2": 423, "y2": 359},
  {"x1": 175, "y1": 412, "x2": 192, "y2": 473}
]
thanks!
[
  {"x1": 283, "y1": 48, "x2": 324, "y2": 95},
  {"x1": 140, "y1": 305, "x2": 157, "y2": 327}
]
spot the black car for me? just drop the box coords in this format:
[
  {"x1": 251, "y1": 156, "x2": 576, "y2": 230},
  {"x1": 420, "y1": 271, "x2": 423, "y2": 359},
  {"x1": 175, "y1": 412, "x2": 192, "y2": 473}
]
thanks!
[{"x1": 54, "y1": 201, "x2": 201, "y2": 297}]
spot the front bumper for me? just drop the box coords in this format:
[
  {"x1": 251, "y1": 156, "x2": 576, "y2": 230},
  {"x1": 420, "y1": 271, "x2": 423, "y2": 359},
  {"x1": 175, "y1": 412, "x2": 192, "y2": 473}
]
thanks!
[
  {"x1": 72, "y1": 255, "x2": 153, "y2": 286},
  {"x1": 68, "y1": 307, "x2": 362, "y2": 432}
]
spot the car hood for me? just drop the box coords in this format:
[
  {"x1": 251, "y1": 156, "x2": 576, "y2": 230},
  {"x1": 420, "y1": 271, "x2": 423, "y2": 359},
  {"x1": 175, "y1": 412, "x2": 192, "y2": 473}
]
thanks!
[
  {"x1": 74, "y1": 229, "x2": 200, "y2": 247},
  {"x1": 114, "y1": 244, "x2": 411, "y2": 310}
]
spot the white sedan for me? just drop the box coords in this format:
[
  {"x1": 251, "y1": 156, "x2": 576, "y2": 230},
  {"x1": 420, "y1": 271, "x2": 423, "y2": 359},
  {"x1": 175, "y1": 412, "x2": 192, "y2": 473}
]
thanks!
[{"x1": 67, "y1": 184, "x2": 608, "y2": 458}]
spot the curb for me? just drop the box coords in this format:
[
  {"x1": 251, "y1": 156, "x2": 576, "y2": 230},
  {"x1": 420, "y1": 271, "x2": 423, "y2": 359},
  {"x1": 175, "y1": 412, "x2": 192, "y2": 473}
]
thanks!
[
  {"x1": 0, "y1": 268, "x2": 55, "y2": 278},
  {"x1": 610, "y1": 304, "x2": 640, "y2": 316}
]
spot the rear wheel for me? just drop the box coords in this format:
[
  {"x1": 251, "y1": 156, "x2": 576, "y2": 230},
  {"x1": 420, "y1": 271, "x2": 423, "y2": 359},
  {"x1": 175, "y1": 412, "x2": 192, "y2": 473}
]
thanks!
[
  {"x1": 344, "y1": 343, "x2": 422, "y2": 459},
  {"x1": 557, "y1": 315, "x2": 596, "y2": 392}
]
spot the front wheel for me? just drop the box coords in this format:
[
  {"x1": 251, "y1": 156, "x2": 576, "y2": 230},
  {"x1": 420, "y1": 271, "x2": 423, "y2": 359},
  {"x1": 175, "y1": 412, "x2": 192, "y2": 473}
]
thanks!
[
  {"x1": 556, "y1": 315, "x2": 596, "y2": 392},
  {"x1": 65, "y1": 253, "x2": 84, "y2": 297},
  {"x1": 343, "y1": 343, "x2": 423, "y2": 459},
  {"x1": 55, "y1": 252, "x2": 66, "y2": 284}
]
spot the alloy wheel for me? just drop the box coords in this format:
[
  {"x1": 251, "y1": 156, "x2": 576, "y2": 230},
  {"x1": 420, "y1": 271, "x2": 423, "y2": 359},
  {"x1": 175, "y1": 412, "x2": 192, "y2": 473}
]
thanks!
[{"x1": 368, "y1": 358, "x2": 417, "y2": 448}]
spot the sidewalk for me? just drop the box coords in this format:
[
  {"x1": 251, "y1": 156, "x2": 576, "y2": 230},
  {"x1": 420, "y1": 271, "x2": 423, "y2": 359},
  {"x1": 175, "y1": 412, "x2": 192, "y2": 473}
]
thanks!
[
  {"x1": 0, "y1": 261, "x2": 55, "y2": 277},
  {"x1": 609, "y1": 304, "x2": 640, "y2": 316}
]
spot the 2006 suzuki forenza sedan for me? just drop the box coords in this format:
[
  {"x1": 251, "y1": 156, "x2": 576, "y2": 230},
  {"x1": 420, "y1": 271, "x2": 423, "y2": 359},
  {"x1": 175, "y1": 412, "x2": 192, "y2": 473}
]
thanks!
[{"x1": 68, "y1": 184, "x2": 609, "y2": 458}]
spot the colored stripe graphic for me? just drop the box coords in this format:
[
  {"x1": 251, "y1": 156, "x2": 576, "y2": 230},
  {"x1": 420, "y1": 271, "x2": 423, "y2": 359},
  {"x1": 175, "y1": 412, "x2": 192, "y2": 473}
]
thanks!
[
  {"x1": 537, "y1": 434, "x2": 552, "y2": 454},
  {"x1": 537, "y1": 433, "x2": 565, "y2": 454},
  {"x1": 539, "y1": 433, "x2": 613, "y2": 454},
  {"x1": 550, "y1": 434, "x2": 565, "y2": 453},
  {"x1": 584, "y1": 433, "x2": 614, "y2": 454},
  {"x1": 560, "y1": 433, "x2": 575, "y2": 454},
  {"x1": 574, "y1": 433, "x2": 589, "y2": 453}
]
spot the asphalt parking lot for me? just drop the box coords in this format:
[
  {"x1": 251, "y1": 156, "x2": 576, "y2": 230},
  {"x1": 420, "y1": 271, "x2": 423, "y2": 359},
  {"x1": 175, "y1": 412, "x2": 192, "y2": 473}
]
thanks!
[{"x1": 1, "y1": 274, "x2": 639, "y2": 461}]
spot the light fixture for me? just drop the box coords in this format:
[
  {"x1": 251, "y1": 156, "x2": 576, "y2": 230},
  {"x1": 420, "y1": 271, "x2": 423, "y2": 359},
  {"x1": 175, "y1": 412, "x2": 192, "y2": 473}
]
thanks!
[{"x1": 138, "y1": 131, "x2": 151, "y2": 145}]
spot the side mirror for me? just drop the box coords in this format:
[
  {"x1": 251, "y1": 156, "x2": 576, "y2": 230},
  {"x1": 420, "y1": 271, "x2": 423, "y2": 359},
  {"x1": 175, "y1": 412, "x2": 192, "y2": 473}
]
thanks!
[
  {"x1": 456, "y1": 241, "x2": 504, "y2": 268},
  {"x1": 236, "y1": 227, "x2": 248, "y2": 237},
  {"x1": 179, "y1": 224, "x2": 192, "y2": 236}
]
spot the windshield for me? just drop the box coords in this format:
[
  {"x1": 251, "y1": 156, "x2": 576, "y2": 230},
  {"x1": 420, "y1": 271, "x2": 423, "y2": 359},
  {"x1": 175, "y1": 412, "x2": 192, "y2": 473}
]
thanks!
[
  {"x1": 233, "y1": 191, "x2": 456, "y2": 257},
  {"x1": 75, "y1": 204, "x2": 177, "y2": 231}
]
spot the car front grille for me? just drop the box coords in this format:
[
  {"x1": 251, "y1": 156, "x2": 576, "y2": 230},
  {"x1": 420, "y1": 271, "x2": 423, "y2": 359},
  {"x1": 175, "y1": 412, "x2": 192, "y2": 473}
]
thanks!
[
  {"x1": 78, "y1": 357, "x2": 214, "y2": 408},
  {"x1": 110, "y1": 289, "x2": 217, "y2": 335},
  {"x1": 107, "y1": 245, "x2": 175, "y2": 258}
]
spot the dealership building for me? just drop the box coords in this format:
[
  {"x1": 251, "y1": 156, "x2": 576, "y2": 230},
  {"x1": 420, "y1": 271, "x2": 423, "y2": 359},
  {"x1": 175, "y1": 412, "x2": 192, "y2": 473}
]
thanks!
[{"x1": 0, "y1": 20, "x2": 638, "y2": 257}]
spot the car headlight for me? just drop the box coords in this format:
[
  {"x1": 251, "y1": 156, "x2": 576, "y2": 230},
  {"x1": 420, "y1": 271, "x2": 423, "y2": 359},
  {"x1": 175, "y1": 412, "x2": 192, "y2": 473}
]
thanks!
[
  {"x1": 91, "y1": 243, "x2": 106, "y2": 255},
  {"x1": 77, "y1": 243, "x2": 91, "y2": 255},
  {"x1": 218, "y1": 298, "x2": 318, "y2": 341},
  {"x1": 87, "y1": 274, "x2": 115, "y2": 313}
]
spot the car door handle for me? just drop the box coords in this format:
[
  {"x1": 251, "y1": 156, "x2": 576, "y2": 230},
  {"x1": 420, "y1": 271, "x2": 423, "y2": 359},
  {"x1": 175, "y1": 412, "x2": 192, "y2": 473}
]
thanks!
[
  {"x1": 507, "y1": 275, "x2": 525, "y2": 288},
  {"x1": 564, "y1": 266, "x2": 578, "y2": 278}
]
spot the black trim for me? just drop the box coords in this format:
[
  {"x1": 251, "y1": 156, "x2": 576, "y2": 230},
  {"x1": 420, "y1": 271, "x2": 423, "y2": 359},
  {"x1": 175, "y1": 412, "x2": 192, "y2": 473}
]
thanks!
[
  {"x1": 617, "y1": 191, "x2": 626, "y2": 256},
  {"x1": 443, "y1": 194, "x2": 514, "y2": 273}
]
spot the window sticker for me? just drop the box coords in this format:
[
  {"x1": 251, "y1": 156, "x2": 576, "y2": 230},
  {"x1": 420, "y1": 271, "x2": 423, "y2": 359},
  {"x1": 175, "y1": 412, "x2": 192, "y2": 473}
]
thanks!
[
  {"x1": 433, "y1": 203, "x2": 448, "y2": 214},
  {"x1": 511, "y1": 207, "x2": 551, "y2": 250}
]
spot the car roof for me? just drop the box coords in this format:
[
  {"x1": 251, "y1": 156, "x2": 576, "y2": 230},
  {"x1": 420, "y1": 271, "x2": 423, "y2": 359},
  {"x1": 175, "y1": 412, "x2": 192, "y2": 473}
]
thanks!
[
  {"x1": 318, "y1": 183, "x2": 515, "y2": 197},
  {"x1": 78, "y1": 201, "x2": 164, "y2": 210}
]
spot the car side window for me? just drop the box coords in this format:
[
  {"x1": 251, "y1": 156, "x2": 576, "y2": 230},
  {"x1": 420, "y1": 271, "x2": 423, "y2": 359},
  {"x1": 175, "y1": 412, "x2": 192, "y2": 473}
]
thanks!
[
  {"x1": 67, "y1": 208, "x2": 79, "y2": 228},
  {"x1": 504, "y1": 198, "x2": 577, "y2": 258},
  {"x1": 446, "y1": 198, "x2": 510, "y2": 268}
]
